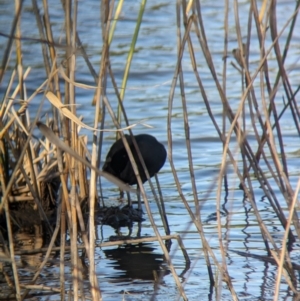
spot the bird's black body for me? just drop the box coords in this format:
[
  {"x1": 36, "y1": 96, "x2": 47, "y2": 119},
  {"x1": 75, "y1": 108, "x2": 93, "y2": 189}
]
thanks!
[{"x1": 103, "y1": 134, "x2": 166, "y2": 186}]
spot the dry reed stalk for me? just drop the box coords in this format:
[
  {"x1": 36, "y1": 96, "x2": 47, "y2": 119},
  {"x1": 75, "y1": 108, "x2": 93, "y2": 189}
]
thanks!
[
  {"x1": 229, "y1": 0, "x2": 298, "y2": 295},
  {"x1": 0, "y1": 0, "x2": 23, "y2": 83},
  {"x1": 97, "y1": 3, "x2": 188, "y2": 287},
  {"x1": 168, "y1": 0, "x2": 300, "y2": 299},
  {"x1": 222, "y1": 0, "x2": 229, "y2": 182},
  {"x1": 87, "y1": 1, "x2": 113, "y2": 298},
  {"x1": 191, "y1": 4, "x2": 237, "y2": 297},
  {"x1": 233, "y1": 0, "x2": 280, "y2": 251},
  {"x1": 4, "y1": 199, "x2": 21, "y2": 301},
  {"x1": 103, "y1": 64, "x2": 170, "y2": 235},
  {"x1": 2, "y1": 1, "x2": 81, "y2": 298},
  {"x1": 75, "y1": 194, "x2": 90, "y2": 254},
  {"x1": 30, "y1": 4, "x2": 154, "y2": 298},
  {"x1": 0, "y1": 5, "x2": 65, "y2": 298},
  {"x1": 0, "y1": 67, "x2": 31, "y2": 139},
  {"x1": 0, "y1": 0, "x2": 152, "y2": 300},
  {"x1": 66, "y1": 0, "x2": 80, "y2": 297},
  {"x1": 259, "y1": 22, "x2": 299, "y2": 242},
  {"x1": 273, "y1": 178, "x2": 300, "y2": 298},
  {"x1": 168, "y1": 1, "x2": 216, "y2": 287},
  {"x1": 94, "y1": 0, "x2": 115, "y2": 218},
  {"x1": 20, "y1": 204, "x2": 62, "y2": 300},
  {"x1": 0, "y1": 61, "x2": 57, "y2": 214},
  {"x1": 59, "y1": 189, "x2": 67, "y2": 301},
  {"x1": 195, "y1": 0, "x2": 296, "y2": 250},
  {"x1": 37, "y1": 123, "x2": 136, "y2": 192},
  {"x1": 189, "y1": 1, "x2": 236, "y2": 295},
  {"x1": 103, "y1": 91, "x2": 188, "y2": 299},
  {"x1": 181, "y1": 0, "x2": 200, "y2": 221},
  {"x1": 13, "y1": 234, "x2": 190, "y2": 259},
  {"x1": 78, "y1": 136, "x2": 88, "y2": 198},
  {"x1": 105, "y1": 55, "x2": 169, "y2": 223},
  {"x1": 154, "y1": 174, "x2": 170, "y2": 235}
]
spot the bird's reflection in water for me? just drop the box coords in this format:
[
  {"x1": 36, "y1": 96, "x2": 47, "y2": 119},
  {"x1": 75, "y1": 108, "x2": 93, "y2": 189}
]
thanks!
[
  {"x1": 103, "y1": 243, "x2": 169, "y2": 282},
  {"x1": 14, "y1": 225, "x2": 44, "y2": 268}
]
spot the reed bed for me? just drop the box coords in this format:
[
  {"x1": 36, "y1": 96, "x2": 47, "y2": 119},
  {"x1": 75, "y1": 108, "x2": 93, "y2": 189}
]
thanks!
[
  {"x1": 169, "y1": 1, "x2": 300, "y2": 300},
  {"x1": 0, "y1": 0, "x2": 299, "y2": 300}
]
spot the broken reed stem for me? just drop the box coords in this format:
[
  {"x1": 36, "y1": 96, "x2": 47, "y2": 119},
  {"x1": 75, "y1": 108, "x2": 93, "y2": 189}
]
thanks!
[{"x1": 14, "y1": 234, "x2": 190, "y2": 260}]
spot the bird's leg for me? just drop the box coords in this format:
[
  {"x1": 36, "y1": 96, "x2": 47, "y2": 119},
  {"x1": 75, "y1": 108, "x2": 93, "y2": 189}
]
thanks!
[
  {"x1": 127, "y1": 225, "x2": 132, "y2": 237},
  {"x1": 136, "y1": 185, "x2": 141, "y2": 210},
  {"x1": 126, "y1": 191, "x2": 132, "y2": 207},
  {"x1": 119, "y1": 189, "x2": 124, "y2": 200},
  {"x1": 136, "y1": 221, "x2": 142, "y2": 237}
]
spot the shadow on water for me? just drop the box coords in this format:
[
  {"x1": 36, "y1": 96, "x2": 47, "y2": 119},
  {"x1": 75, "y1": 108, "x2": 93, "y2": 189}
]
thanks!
[
  {"x1": 103, "y1": 243, "x2": 170, "y2": 282},
  {"x1": 0, "y1": 219, "x2": 54, "y2": 300}
]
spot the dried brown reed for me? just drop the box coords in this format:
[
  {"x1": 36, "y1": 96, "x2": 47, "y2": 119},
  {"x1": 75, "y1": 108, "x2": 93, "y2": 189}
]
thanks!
[
  {"x1": 167, "y1": 0, "x2": 300, "y2": 300},
  {"x1": 0, "y1": 0, "x2": 187, "y2": 300}
]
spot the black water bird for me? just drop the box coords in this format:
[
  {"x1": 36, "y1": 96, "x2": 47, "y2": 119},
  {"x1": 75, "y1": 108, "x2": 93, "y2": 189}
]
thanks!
[{"x1": 103, "y1": 133, "x2": 167, "y2": 189}]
